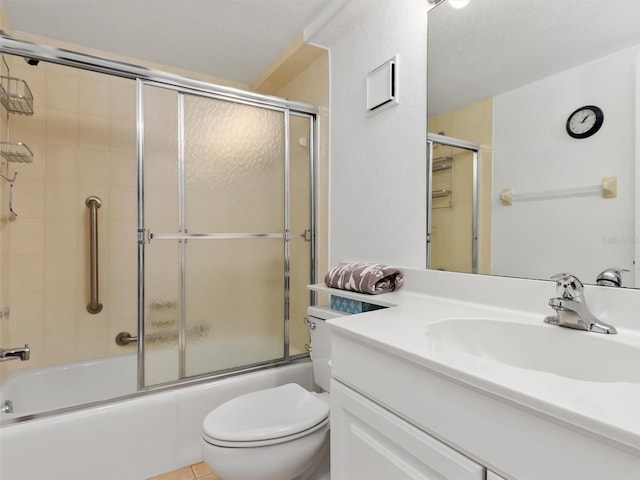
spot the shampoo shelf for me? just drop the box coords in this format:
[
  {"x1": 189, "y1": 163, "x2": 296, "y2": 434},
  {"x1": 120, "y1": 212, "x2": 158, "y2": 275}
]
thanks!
[
  {"x1": 0, "y1": 142, "x2": 34, "y2": 163},
  {"x1": 432, "y1": 189, "x2": 452, "y2": 199},
  {"x1": 0, "y1": 75, "x2": 34, "y2": 115},
  {"x1": 432, "y1": 157, "x2": 452, "y2": 172}
]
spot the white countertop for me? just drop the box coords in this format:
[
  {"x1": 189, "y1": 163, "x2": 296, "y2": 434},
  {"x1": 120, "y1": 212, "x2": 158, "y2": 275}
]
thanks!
[{"x1": 309, "y1": 278, "x2": 640, "y2": 455}]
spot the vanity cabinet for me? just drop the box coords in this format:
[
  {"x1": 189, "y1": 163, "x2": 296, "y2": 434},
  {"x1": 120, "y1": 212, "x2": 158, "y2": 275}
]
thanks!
[
  {"x1": 331, "y1": 380, "x2": 484, "y2": 479},
  {"x1": 329, "y1": 329, "x2": 640, "y2": 480}
]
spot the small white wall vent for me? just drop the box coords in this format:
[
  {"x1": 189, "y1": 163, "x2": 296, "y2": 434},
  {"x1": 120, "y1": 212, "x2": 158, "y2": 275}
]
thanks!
[{"x1": 366, "y1": 55, "x2": 399, "y2": 112}]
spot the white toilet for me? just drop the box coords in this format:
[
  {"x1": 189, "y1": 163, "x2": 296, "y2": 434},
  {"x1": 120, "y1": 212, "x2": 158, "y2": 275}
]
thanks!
[{"x1": 201, "y1": 307, "x2": 333, "y2": 480}]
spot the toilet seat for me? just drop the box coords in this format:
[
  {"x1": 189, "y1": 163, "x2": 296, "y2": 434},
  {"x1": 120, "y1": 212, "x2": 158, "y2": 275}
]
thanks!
[
  {"x1": 202, "y1": 383, "x2": 329, "y2": 448},
  {"x1": 203, "y1": 416, "x2": 329, "y2": 448}
]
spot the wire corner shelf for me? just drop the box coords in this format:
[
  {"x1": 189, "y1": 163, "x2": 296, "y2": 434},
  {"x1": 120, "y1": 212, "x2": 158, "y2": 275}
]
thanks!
[
  {"x1": 432, "y1": 189, "x2": 452, "y2": 199},
  {"x1": 0, "y1": 75, "x2": 34, "y2": 115},
  {"x1": 432, "y1": 157, "x2": 453, "y2": 172},
  {"x1": 0, "y1": 141, "x2": 34, "y2": 163}
]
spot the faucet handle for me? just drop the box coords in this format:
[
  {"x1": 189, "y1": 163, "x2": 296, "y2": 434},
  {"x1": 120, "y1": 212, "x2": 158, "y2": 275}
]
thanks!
[
  {"x1": 596, "y1": 268, "x2": 629, "y2": 287},
  {"x1": 550, "y1": 273, "x2": 584, "y2": 299}
]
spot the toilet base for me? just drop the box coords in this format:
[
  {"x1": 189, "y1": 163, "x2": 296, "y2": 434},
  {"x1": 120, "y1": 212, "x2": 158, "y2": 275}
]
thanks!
[
  {"x1": 299, "y1": 438, "x2": 330, "y2": 480},
  {"x1": 202, "y1": 423, "x2": 329, "y2": 480}
]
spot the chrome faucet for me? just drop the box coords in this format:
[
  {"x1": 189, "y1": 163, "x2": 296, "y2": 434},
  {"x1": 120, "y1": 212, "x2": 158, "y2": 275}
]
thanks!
[
  {"x1": 0, "y1": 344, "x2": 30, "y2": 362},
  {"x1": 596, "y1": 267, "x2": 629, "y2": 287},
  {"x1": 544, "y1": 273, "x2": 617, "y2": 334}
]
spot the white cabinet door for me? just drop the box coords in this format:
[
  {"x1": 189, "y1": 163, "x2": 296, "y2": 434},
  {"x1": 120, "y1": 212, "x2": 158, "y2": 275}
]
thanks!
[{"x1": 331, "y1": 380, "x2": 485, "y2": 480}]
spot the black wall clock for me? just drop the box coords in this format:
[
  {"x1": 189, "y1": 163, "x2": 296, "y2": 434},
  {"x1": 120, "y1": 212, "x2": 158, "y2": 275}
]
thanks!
[{"x1": 566, "y1": 105, "x2": 604, "y2": 139}]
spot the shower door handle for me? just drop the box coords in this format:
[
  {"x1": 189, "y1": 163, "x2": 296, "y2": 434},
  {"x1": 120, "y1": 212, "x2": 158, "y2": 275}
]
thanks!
[{"x1": 86, "y1": 196, "x2": 103, "y2": 314}]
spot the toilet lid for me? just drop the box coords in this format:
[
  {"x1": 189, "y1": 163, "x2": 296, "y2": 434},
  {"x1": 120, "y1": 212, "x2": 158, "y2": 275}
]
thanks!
[{"x1": 202, "y1": 383, "x2": 329, "y2": 444}]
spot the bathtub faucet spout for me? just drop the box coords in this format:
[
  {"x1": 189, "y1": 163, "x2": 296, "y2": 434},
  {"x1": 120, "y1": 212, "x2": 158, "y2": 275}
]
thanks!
[{"x1": 0, "y1": 344, "x2": 30, "y2": 362}]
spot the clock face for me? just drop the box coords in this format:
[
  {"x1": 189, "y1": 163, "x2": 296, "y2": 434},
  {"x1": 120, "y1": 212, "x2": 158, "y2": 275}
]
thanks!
[{"x1": 566, "y1": 105, "x2": 604, "y2": 139}]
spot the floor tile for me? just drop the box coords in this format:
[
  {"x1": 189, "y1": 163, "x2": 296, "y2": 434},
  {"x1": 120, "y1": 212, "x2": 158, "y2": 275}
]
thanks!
[
  {"x1": 191, "y1": 462, "x2": 213, "y2": 478},
  {"x1": 147, "y1": 466, "x2": 194, "y2": 480},
  {"x1": 199, "y1": 474, "x2": 221, "y2": 480}
]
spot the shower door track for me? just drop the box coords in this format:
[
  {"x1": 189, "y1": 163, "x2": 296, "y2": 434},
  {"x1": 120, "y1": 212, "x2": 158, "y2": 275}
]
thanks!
[{"x1": 0, "y1": 32, "x2": 320, "y2": 116}]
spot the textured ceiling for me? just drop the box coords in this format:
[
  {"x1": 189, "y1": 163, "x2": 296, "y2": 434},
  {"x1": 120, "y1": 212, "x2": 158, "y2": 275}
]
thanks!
[
  {"x1": 3, "y1": 0, "x2": 332, "y2": 84},
  {"x1": 428, "y1": 0, "x2": 640, "y2": 117}
]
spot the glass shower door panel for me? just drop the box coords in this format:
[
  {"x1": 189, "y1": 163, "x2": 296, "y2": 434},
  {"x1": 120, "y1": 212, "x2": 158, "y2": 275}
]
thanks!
[
  {"x1": 142, "y1": 85, "x2": 179, "y2": 232},
  {"x1": 290, "y1": 115, "x2": 311, "y2": 234},
  {"x1": 142, "y1": 84, "x2": 180, "y2": 387},
  {"x1": 290, "y1": 240, "x2": 311, "y2": 355},
  {"x1": 183, "y1": 94, "x2": 285, "y2": 233},
  {"x1": 184, "y1": 239, "x2": 285, "y2": 376},
  {"x1": 289, "y1": 115, "x2": 312, "y2": 356},
  {"x1": 144, "y1": 240, "x2": 180, "y2": 386}
]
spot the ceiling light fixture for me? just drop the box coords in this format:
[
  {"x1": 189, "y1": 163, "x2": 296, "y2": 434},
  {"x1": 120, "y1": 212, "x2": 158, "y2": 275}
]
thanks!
[{"x1": 449, "y1": 0, "x2": 470, "y2": 9}]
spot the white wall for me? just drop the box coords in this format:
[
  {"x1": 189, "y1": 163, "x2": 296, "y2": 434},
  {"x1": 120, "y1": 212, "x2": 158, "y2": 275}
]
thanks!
[
  {"x1": 492, "y1": 46, "x2": 639, "y2": 285},
  {"x1": 309, "y1": 0, "x2": 430, "y2": 269}
]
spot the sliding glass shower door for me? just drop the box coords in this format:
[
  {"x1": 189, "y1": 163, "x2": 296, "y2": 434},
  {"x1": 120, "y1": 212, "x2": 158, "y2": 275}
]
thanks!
[{"x1": 139, "y1": 81, "x2": 313, "y2": 387}]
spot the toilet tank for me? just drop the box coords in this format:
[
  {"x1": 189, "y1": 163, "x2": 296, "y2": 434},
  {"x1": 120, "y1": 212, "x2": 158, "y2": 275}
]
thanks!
[{"x1": 308, "y1": 306, "x2": 343, "y2": 392}]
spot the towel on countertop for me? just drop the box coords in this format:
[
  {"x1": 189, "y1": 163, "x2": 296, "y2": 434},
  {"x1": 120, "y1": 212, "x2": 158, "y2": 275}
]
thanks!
[{"x1": 324, "y1": 263, "x2": 404, "y2": 295}]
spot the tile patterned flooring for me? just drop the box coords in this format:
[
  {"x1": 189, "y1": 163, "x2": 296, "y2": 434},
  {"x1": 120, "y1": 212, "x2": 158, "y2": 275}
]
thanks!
[{"x1": 148, "y1": 462, "x2": 220, "y2": 480}]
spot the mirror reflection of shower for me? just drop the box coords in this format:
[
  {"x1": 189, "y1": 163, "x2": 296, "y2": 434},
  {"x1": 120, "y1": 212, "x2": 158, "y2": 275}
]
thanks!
[
  {"x1": 427, "y1": 132, "x2": 488, "y2": 275},
  {"x1": 427, "y1": 95, "x2": 493, "y2": 275}
]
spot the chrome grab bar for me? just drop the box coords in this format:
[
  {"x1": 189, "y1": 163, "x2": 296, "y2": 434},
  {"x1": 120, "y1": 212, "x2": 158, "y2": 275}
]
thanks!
[
  {"x1": 86, "y1": 196, "x2": 103, "y2": 314},
  {"x1": 115, "y1": 331, "x2": 137, "y2": 346}
]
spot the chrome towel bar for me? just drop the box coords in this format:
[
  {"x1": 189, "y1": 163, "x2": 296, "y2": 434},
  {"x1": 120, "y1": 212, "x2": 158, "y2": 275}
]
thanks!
[{"x1": 86, "y1": 196, "x2": 103, "y2": 314}]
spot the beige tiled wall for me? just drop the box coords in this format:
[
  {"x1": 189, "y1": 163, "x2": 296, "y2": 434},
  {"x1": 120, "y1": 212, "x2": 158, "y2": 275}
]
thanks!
[
  {"x1": 2, "y1": 55, "x2": 139, "y2": 374},
  {"x1": 428, "y1": 98, "x2": 493, "y2": 274}
]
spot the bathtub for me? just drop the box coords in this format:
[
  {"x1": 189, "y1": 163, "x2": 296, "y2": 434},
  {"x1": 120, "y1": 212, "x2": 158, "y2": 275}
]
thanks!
[
  {"x1": 1, "y1": 354, "x2": 137, "y2": 419},
  {"x1": 0, "y1": 357, "x2": 314, "y2": 480},
  {"x1": 1, "y1": 334, "x2": 299, "y2": 419}
]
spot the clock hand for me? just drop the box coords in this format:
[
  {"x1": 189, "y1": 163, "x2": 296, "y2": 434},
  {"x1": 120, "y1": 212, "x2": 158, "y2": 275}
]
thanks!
[{"x1": 581, "y1": 113, "x2": 592, "y2": 123}]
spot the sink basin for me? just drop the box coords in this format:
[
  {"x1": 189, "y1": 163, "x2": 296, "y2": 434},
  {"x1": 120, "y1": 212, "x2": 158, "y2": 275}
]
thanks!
[{"x1": 424, "y1": 319, "x2": 640, "y2": 384}]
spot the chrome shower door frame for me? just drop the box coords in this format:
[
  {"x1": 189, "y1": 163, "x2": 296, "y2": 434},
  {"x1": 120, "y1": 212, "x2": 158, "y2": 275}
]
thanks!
[{"x1": 137, "y1": 80, "x2": 319, "y2": 390}]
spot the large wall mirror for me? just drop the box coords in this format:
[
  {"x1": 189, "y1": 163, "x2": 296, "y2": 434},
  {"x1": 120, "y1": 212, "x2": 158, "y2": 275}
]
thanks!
[{"x1": 427, "y1": 0, "x2": 640, "y2": 287}]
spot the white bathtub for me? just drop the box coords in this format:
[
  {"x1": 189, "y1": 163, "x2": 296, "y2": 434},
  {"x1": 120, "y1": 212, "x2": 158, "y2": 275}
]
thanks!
[
  {"x1": 1, "y1": 354, "x2": 137, "y2": 418},
  {"x1": 0, "y1": 358, "x2": 314, "y2": 480},
  {"x1": 1, "y1": 334, "x2": 298, "y2": 419}
]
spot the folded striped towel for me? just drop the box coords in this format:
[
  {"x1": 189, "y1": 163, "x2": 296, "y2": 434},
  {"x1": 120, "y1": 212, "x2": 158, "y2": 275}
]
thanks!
[{"x1": 324, "y1": 263, "x2": 404, "y2": 295}]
